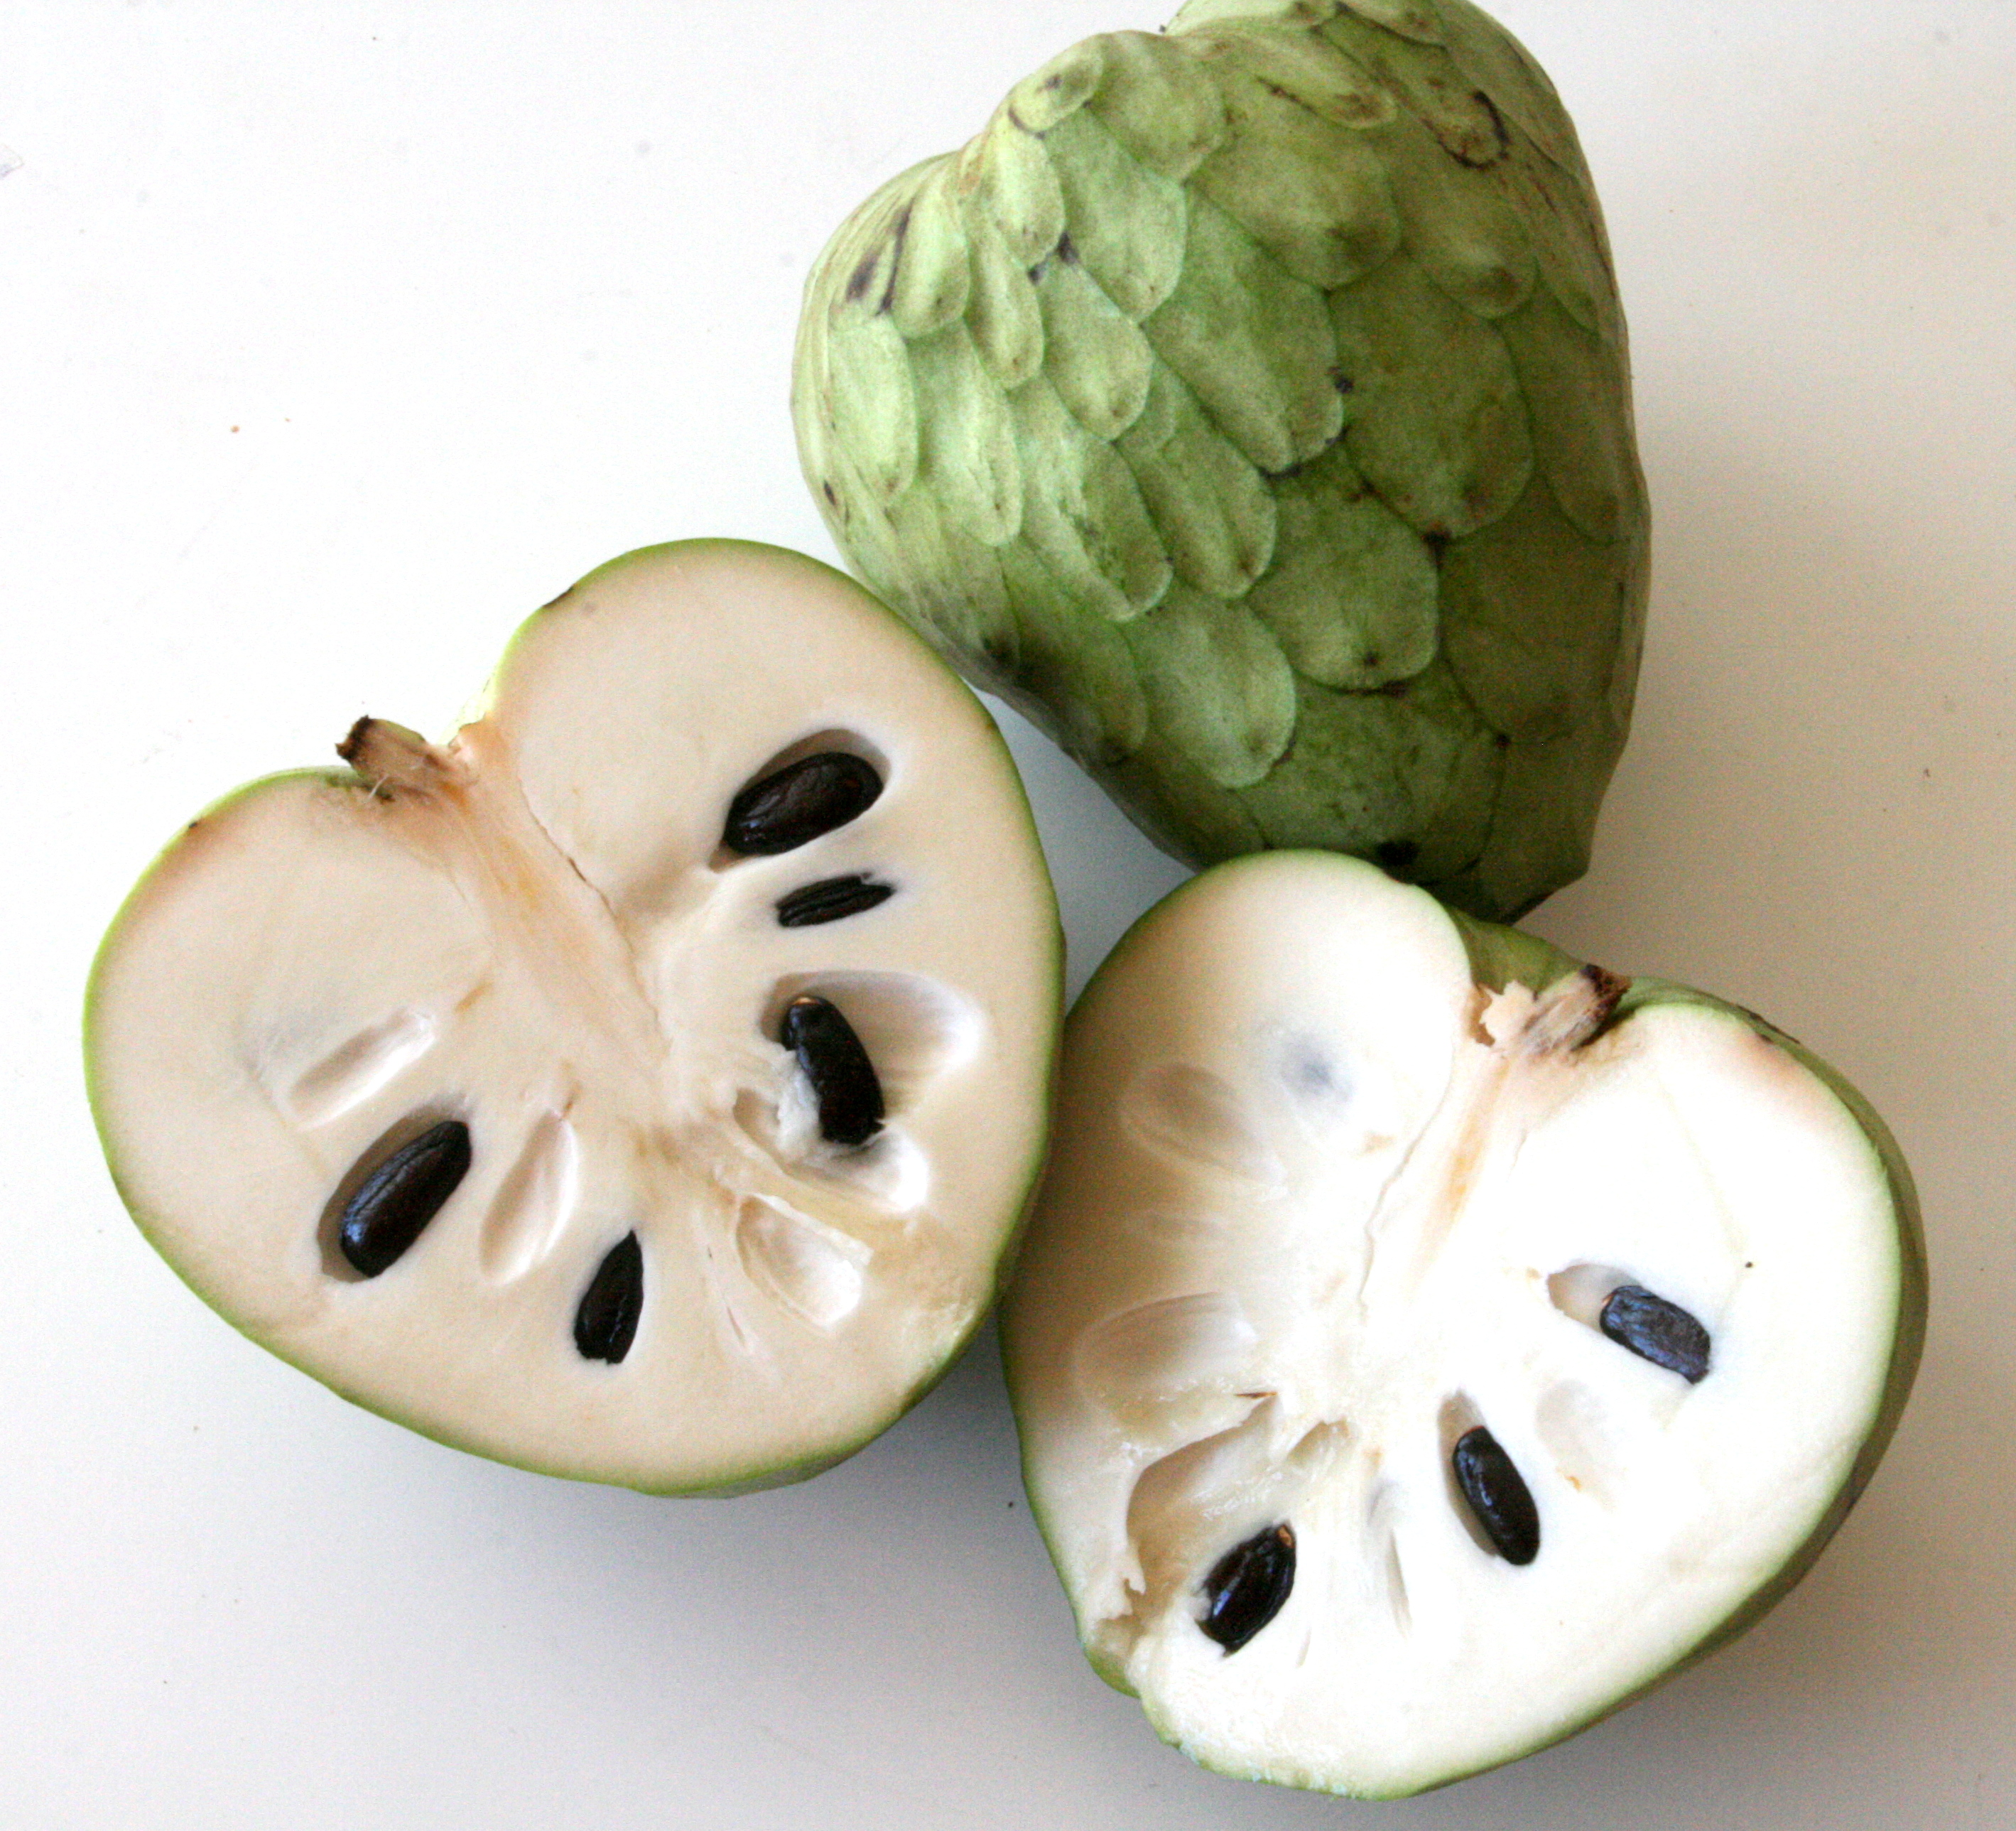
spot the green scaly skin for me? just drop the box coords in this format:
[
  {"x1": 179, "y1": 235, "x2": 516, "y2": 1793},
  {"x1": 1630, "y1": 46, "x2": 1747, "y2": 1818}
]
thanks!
[{"x1": 794, "y1": 0, "x2": 1648, "y2": 922}]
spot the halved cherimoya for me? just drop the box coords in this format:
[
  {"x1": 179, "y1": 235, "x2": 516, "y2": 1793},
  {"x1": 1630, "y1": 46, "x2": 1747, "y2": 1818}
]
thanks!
[
  {"x1": 1003, "y1": 852, "x2": 1922, "y2": 1795},
  {"x1": 87, "y1": 541, "x2": 1061, "y2": 1493}
]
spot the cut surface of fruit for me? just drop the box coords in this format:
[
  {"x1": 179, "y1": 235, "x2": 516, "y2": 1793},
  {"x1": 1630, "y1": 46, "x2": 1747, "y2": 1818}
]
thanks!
[
  {"x1": 1004, "y1": 853, "x2": 1922, "y2": 1796},
  {"x1": 88, "y1": 541, "x2": 1061, "y2": 1493}
]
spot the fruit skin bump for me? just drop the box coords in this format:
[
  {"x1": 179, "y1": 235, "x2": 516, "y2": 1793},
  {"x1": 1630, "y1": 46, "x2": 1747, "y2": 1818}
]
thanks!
[{"x1": 794, "y1": 0, "x2": 1647, "y2": 922}]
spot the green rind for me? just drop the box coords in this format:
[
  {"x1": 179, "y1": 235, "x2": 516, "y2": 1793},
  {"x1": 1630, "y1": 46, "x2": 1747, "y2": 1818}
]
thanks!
[
  {"x1": 795, "y1": 0, "x2": 1647, "y2": 924},
  {"x1": 1392, "y1": 909, "x2": 1928, "y2": 1796},
  {"x1": 85, "y1": 539, "x2": 1065, "y2": 1498},
  {"x1": 1004, "y1": 853, "x2": 1926, "y2": 1795}
]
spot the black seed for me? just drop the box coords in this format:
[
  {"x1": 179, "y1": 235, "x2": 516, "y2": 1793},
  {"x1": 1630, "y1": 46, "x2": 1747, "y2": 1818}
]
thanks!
[
  {"x1": 1452, "y1": 1426, "x2": 1540, "y2": 1565},
  {"x1": 781, "y1": 994, "x2": 884, "y2": 1147},
  {"x1": 1600, "y1": 1284, "x2": 1713, "y2": 1383},
  {"x1": 723, "y1": 752, "x2": 883, "y2": 855},
  {"x1": 337, "y1": 1119, "x2": 471, "y2": 1277},
  {"x1": 575, "y1": 1233, "x2": 644, "y2": 1364},
  {"x1": 1199, "y1": 1523, "x2": 1296, "y2": 1654},
  {"x1": 774, "y1": 873, "x2": 896, "y2": 928}
]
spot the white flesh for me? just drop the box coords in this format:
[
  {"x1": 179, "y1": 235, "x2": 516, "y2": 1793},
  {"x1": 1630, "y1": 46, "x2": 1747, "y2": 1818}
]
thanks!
[
  {"x1": 1006, "y1": 853, "x2": 1907, "y2": 1795},
  {"x1": 89, "y1": 541, "x2": 1059, "y2": 1491}
]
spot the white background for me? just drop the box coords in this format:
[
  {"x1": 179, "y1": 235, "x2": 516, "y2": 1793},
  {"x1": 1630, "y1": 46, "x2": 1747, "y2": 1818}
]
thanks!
[{"x1": 4, "y1": 2, "x2": 2012, "y2": 1825}]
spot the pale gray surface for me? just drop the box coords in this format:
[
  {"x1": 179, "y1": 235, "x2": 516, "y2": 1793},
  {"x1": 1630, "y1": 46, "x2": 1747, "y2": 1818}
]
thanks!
[{"x1": 2, "y1": 3, "x2": 2010, "y2": 1825}]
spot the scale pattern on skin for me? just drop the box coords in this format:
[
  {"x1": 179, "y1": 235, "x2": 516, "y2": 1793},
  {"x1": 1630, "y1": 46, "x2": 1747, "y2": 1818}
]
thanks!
[{"x1": 795, "y1": 0, "x2": 1647, "y2": 920}]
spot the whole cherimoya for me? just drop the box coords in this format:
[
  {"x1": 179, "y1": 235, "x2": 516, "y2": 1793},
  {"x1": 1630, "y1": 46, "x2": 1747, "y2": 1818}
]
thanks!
[{"x1": 795, "y1": 0, "x2": 1647, "y2": 922}]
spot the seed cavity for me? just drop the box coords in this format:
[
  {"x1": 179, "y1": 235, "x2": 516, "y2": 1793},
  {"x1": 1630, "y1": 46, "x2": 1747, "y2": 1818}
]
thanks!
[
  {"x1": 1600, "y1": 1283, "x2": 1713, "y2": 1383},
  {"x1": 781, "y1": 994, "x2": 884, "y2": 1147},
  {"x1": 724, "y1": 752, "x2": 883, "y2": 855},
  {"x1": 1199, "y1": 1523, "x2": 1296, "y2": 1653},
  {"x1": 574, "y1": 1232, "x2": 644, "y2": 1363},
  {"x1": 1452, "y1": 1425, "x2": 1540, "y2": 1565},
  {"x1": 1122, "y1": 1062, "x2": 1282, "y2": 1188},
  {"x1": 335, "y1": 1118, "x2": 472, "y2": 1277},
  {"x1": 1075, "y1": 1292, "x2": 1257, "y2": 1425},
  {"x1": 735, "y1": 1197, "x2": 869, "y2": 1330},
  {"x1": 1122, "y1": 1206, "x2": 1231, "y2": 1251},
  {"x1": 283, "y1": 1006, "x2": 437, "y2": 1128},
  {"x1": 774, "y1": 873, "x2": 896, "y2": 927},
  {"x1": 479, "y1": 1110, "x2": 579, "y2": 1282},
  {"x1": 772, "y1": 970, "x2": 982, "y2": 1105},
  {"x1": 1366, "y1": 1485, "x2": 1412, "y2": 1636},
  {"x1": 1534, "y1": 1378, "x2": 1628, "y2": 1506}
]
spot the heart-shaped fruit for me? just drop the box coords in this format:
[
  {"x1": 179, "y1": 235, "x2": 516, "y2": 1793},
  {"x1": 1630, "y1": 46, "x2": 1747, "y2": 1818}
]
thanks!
[
  {"x1": 88, "y1": 541, "x2": 1061, "y2": 1493},
  {"x1": 1005, "y1": 852, "x2": 1922, "y2": 1795}
]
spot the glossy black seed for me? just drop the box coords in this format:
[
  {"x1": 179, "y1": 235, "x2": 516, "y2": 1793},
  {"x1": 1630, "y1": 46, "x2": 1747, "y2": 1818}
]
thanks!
[
  {"x1": 1453, "y1": 1426, "x2": 1540, "y2": 1565},
  {"x1": 723, "y1": 752, "x2": 882, "y2": 855},
  {"x1": 781, "y1": 995, "x2": 885, "y2": 1147},
  {"x1": 1600, "y1": 1284, "x2": 1712, "y2": 1383},
  {"x1": 774, "y1": 873, "x2": 896, "y2": 928},
  {"x1": 1199, "y1": 1523, "x2": 1296, "y2": 1654},
  {"x1": 337, "y1": 1119, "x2": 471, "y2": 1277},
  {"x1": 574, "y1": 1233, "x2": 644, "y2": 1364}
]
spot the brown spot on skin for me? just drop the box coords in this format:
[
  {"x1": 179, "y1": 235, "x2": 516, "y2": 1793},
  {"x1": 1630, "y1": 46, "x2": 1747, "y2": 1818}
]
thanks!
[
  {"x1": 1733, "y1": 1001, "x2": 1804, "y2": 1049},
  {"x1": 1445, "y1": 90, "x2": 1511, "y2": 170},
  {"x1": 844, "y1": 248, "x2": 880, "y2": 305},
  {"x1": 878, "y1": 205, "x2": 911, "y2": 315}
]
